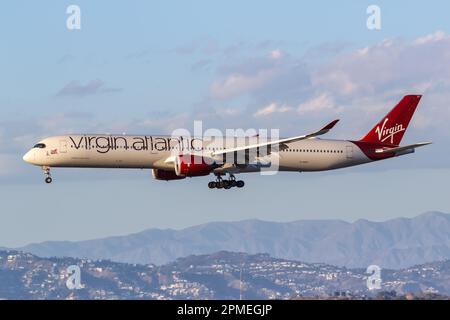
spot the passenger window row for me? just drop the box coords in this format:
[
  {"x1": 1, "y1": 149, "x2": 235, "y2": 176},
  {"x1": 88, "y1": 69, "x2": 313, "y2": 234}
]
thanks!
[
  {"x1": 68, "y1": 145, "x2": 344, "y2": 154},
  {"x1": 284, "y1": 149, "x2": 343, "y2": 153}
]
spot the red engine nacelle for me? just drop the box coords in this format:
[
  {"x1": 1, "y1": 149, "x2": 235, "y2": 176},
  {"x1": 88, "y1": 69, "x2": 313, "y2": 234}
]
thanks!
[
  {"x1": 152, "y1": 169, "x2": 186, "y2": 181},
  {"x1": 175, "y1": 155, "x2": 215, "y2": 177}
]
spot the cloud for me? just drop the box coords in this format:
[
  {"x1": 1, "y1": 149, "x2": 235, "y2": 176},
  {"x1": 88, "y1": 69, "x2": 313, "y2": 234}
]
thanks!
[
  {"x1": 211, "y1": 68, "x2": 281, "y2": 99},
  {"x1": 205, "y1": 31, "x2": 450, "y2": 137},
  {"x1": 270, "y1": 49, "x2": 284, "y2": 60},
  {"x1": 217, "y1": 108, "x2": 241, "y2": 117},
  {"x1": 313, "y1": 31, "x2": 450, "y2": 99},
  {"x1": 413, "y1": 30, "x2": 448, "y2": 45},
  {"x1": 301, "y1": 42, "x2": 350, "y2": 61},
  {"x1": 138, "y1": 112, "x2": 192, "y2": 134},
  {"x1": 191, "y1": 59, "x2": 212, "y2": 71},
  {"x1": 42, "y1": 32, "x2": 450, "y2": 145},
  {"x1": 312, "y1": 71, "x2": 357, "y2": 96},
  {"x1": 254, "y1": 102, "x2": 292, "y2": 117},
  {"x1": 0, "y1": 112, "x2": 98, "y2": 159},
  {"x1": 209, "y1": 51, "x2": 295, "y2": 100},
  {"x1": 208, "y1": 50, "x2": 313, "y2": 105},
  {"x1": 297, "y1": 93, "x2": 336, "y2": 115},
  {"x1": 176, "y1": 39, "x2": 284, "y2": 58},
  {"x1": 56, "y1": 79, "x2": 122, "y2": 97}
]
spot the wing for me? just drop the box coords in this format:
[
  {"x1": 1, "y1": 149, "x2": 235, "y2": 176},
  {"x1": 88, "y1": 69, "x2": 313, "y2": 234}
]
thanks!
[
  {"x1": 375, "y1": 142, "x2": 432, "y2": 154},
  {"x1": 211, "y1": 119, "x2": 340, "y2": 157}
]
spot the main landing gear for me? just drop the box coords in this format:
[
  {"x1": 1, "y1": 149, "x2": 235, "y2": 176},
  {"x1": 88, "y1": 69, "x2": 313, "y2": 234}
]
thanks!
[
  {"x1": 43, "y1": 166, "x2": 52, "y2": 184},
  {"x1": 208, "y1": 174, "x2": 245, "y2": 190}
]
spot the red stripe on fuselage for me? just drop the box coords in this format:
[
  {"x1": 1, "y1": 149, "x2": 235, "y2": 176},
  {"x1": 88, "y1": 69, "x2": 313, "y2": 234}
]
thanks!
[{"x1": 350, "y1": 140, "x2": 396, "y2": 161}]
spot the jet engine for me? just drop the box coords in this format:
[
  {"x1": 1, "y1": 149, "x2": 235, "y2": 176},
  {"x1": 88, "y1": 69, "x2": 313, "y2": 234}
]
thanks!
[
  {"x1": 152, "y1": 169, "x2": 186, "y2": 181},
  {"x1": 174, "y1": 154, "x2": 215, "y2": 177}
]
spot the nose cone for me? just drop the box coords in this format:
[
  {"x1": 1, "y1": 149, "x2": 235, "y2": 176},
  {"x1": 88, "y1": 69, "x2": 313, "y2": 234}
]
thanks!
[{"x1": 23, "y1": 150, "x2": 34, "y2": 164}]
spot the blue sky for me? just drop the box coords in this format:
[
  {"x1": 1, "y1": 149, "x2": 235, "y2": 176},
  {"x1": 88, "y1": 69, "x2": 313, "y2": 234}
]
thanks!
[{"x1": 1, "y1": 1, "x2": 450, "y2": 246}]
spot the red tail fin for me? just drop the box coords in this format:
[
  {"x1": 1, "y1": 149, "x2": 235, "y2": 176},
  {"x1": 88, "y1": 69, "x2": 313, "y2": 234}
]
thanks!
[{"x1": 360, "y1": 95, "x2": 422, "y2": 146}]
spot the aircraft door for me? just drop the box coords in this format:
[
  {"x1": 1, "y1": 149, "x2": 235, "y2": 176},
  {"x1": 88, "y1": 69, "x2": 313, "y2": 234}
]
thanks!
[
  {"x1": 346, "y1": 145, "x2": 353, "y2": 159},
  {"x1": 60, "y1": 140, "x2": 68, "y2": 153}
]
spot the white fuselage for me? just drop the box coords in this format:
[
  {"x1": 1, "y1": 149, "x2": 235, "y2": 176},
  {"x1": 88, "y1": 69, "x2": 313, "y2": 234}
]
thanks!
[{"x1": 23, "y1": 134, "x2": 373, "y2": 173}]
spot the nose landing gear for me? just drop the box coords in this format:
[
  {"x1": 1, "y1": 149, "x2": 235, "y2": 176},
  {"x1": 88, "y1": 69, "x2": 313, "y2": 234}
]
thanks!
[
  {"x1": 43, "y1": 166, "x2": 52, "y2": 184},
  {"x1": 208, "y1": 174, "x2": 245, "y2": 190}
]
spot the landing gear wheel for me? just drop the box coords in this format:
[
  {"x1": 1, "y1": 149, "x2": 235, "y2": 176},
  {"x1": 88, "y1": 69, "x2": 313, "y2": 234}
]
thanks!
[
  {"x1": 208, "y1": 181, "x2": 216, "y2": 189},
  {"x1": 209, "y1": 174, "x2": 225, "y2": 189},
  {"x1": 208, "y1": 174, "x2": 242, "y2": 190},
  {"x1": 42, "y1": 166, "x2": 52, "y2": 184}
]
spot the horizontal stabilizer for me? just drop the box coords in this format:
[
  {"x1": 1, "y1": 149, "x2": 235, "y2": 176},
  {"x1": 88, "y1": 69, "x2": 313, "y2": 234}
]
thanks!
[{"x1": 375, "y1": 142, "x2": 432, "y2": 154}]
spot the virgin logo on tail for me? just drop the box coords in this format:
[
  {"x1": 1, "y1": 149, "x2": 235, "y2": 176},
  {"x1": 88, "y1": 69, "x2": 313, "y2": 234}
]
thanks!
[
  {"x1": 360, "y1": 95, "x2": 421, "y2": 146},
  {"x1": 375, "y1": 118, "x2": 405, "y2": 144}
]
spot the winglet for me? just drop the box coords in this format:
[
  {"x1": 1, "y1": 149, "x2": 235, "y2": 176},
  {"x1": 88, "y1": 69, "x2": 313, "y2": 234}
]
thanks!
[{"x1": 319, "y1": 119, "x2": 340, "y2": 134}]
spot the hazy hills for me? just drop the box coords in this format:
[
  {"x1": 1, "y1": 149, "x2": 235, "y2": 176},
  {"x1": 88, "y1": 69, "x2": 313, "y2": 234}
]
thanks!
[
  {"x1": 16, "y1": 211, "x2": 450, "y2": 269},
  {"x1": 1, "y1": 250, "x2": 450, "y2": 299}
]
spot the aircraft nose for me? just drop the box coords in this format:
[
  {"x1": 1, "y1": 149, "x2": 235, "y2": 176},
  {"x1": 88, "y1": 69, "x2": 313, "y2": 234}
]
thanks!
[{"x1": 23, "y1": 150, "x2": 34, "y2": 164}]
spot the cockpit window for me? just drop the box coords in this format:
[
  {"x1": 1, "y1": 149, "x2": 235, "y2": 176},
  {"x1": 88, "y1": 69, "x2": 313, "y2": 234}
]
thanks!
[{"x1": 33, "y1": 143, "x2": 46, "y2": 149}]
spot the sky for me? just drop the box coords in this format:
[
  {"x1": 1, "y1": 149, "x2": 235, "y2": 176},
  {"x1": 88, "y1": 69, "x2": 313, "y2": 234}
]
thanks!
[{"x1": 1, "y1": 1, "x2": 450, "y2": 247}]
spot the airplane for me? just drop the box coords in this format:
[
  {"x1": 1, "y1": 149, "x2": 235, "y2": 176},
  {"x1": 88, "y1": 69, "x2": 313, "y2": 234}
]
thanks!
[{"x1": 23, "y1": 95, "x2": 431, "y2": 189}]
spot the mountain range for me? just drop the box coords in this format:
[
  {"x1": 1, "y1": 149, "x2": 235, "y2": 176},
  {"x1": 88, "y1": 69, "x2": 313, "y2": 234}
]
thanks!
[{"x1": 12, "y1": 211, "x2": 450, "y2": 269}]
